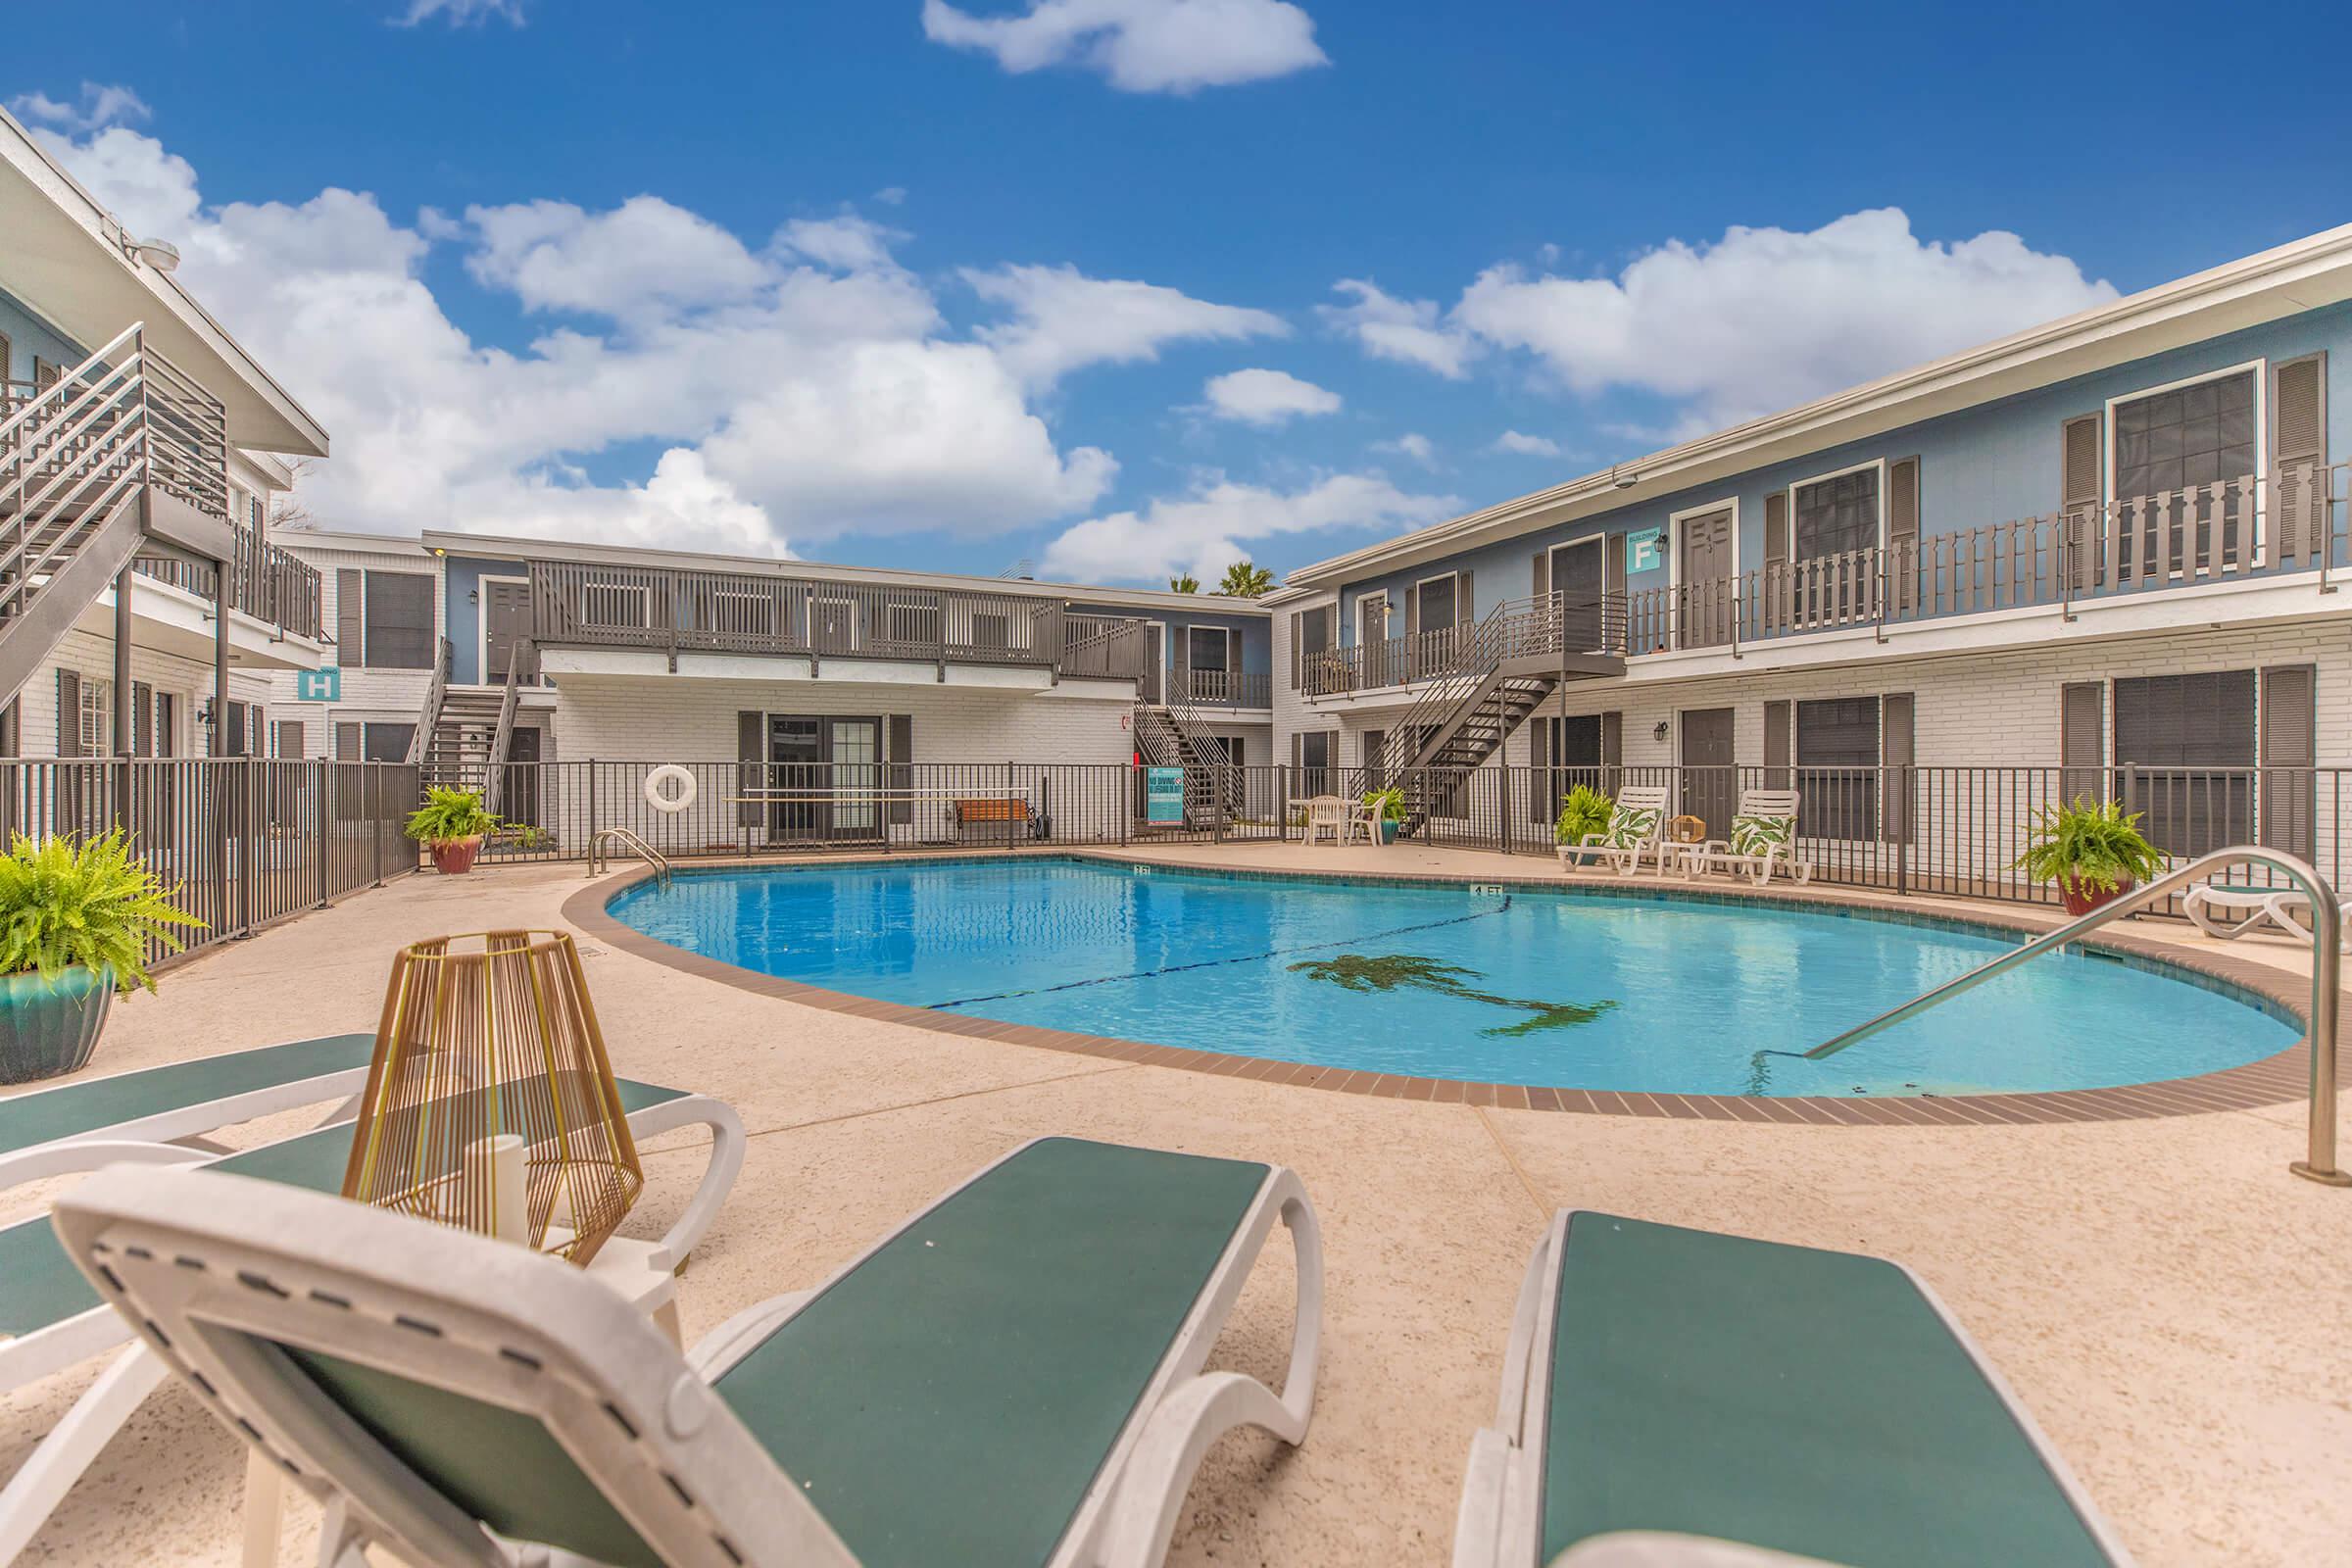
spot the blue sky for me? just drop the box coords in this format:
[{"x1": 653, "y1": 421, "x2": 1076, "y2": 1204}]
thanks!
[{"x1": 12, "y1": 0, "x2": 2352, "y2": 584}]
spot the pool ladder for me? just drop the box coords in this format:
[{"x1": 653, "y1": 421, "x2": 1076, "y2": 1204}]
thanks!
[
  {"x1": 1786, "y1": 847, "x2": 2345, "y2": 1188},
  {"x1": 586, "y1": 827, "x2": 673, "y2": 888}
]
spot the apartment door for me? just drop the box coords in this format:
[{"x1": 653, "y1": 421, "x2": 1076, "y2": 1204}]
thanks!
[
  {"x1": 500, "y1": 727, "x2": 542, "y2": 826},
  {"x1": 482, "y1": 579, "x2": 534, "y2": 686},
  {"x1": 1143, "y1": 623, "x2": 1165, "y2": 705},
  {"x1": 766, "y1": 716, "x2": 823, "y2": 841},
  {"x1": 826, "y1": 717, "x2": 883, "y2": 842},
  {"x1": 1357, "y1": 594, "x2": 1390, "y2": 687},
  {"x1": 1678, "y1": 511, "x2": 1734, "y2": 649},
  {"x1": 1551, "y1": 537, "x2": 1606, "y2": 652},
  {"x1": 1680, "y1": 707, "x2": 1737, "y2": 838}
]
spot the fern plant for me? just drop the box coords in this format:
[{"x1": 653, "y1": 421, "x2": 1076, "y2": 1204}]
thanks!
[
  {"x1": 404, "y1": 788, "x2": 498, "y2": 845},
  {"x1": 1555, "y1": 786, "x2": 1615, "y2": 847},
  {"x1": 1362, "y1": 786, "x2": 1406, "y2": 823},
  {"x1": 2013, "y1": 797, "x2": 2167, "y2": 894},
  {"x1": 0, "y1": 831, "x2": 204, "y2": 993}
]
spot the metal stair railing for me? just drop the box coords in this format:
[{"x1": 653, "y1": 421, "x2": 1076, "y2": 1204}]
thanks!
[
  {"x1": 1770, "y1": 846, "x2": 2344, "y2": 1187},
  {"x1": 481, "y1": 639, "x2": 529, "y2": 815},
  {"x1": 1162, "y1": 669, "x2": 1242, "y2": 818},
  {"x1": 404, "y1": 637, "x2": 451, "y2": 774}
]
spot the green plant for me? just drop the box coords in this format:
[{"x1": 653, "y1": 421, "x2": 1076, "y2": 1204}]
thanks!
[
  {"x1": 0, "y1": 831, "x2": 204, "y2": 994},
  {"x1": 1362, "y1": 786, "x2": 1406, "y2": 823},
  {"x1": 512, "y1": 824, "x2": 549, "y2": 851},
  {"x1": 404, "y1": 787, "x2": 498, "y2": 846},
  {"x1": 1218, "y1": 561, "x2": 1275, "y2": 597},
  {"x1": 1554, "y1": 785, "x2": 1614, "y2": 846},
  {"x1": 1168, "y1": 572, "x2": 1200, "y2": 593},
  {"x1": 2013, "y1": 797, "x2": 2167, "y2": 894}
]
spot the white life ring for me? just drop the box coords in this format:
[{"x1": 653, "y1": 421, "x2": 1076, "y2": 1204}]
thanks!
[{"x1": 644, "y1": 764, "x2": 698, "y2": 814}]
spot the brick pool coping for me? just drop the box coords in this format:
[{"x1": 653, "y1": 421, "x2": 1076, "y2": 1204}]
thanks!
[{"x1": 559, "y1": 849, "x2": 2321, "y2": 1127}]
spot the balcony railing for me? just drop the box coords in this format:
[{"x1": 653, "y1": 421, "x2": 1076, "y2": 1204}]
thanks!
[
  {"x1": 1304, "y1": 593, "x2": 1625, "y2": 698},
  {"x1": 1165, "y1": 667, "x2": 1271, "y2": 710},
  {"x1": 129, "y1": 525, "x2": 325, "y2": 641},
  {"x1": 529, "y1": 560, "x2": 1153, "y2": 680},
  {"x1": 1307, "y1": 463, "x2": 2352, "y2": 696}
]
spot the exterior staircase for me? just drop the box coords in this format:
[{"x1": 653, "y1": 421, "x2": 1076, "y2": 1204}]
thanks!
[
  {"x1": 0, "y1": 325, "x2": 237, "y2": 710},
  {"x1": 421, "y1": 688, "x2": 503, "y2": 794},
  {"x1": 1132, "y1": 698, "x2": 1237, "y2": 828}
]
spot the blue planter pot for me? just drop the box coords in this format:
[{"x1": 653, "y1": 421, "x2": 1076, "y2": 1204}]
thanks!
[
  {"x1": 0, "y1": 965, "x2": 115, "y2": 1085},
  {"x1": 1379, "y1": 819, "x2": 1399, "y2": 844}
]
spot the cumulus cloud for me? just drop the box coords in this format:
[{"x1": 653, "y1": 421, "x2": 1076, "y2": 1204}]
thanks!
[
  {"x1": 8, "y1": 82, "x2": 151, "y2": 133},
  {"x1": 1371, "y1": 431, "x2": 1436, "y2": 466},
  {"x1": 395, "y1": 0, "x2": 524, "y2": 25},
  {"x1": 1318, "y1": 279, "x2": 1477, "y2": 378},
  {"x1": 1489, "y1": 430, "x2": 1561, "y2": 457},
  {"x1": 1043, "y1": 470, "x2": 1458, "y2": 583},
  {"x1": 920, "y1": 0, "x2": 1328, "y2": 94},
  {"x1": 32, "y1": 118, "x2": 1142, "y2": 553},
  {"x1": 1336, "y1": 209, "x2": 2118, "y2": 429},
  {"x1": 967, "y1": 263, "x2": 1286, "y2": 386},
  {"x1": 1200, "y1": 368, "x2": 1339, "y2": 426}
]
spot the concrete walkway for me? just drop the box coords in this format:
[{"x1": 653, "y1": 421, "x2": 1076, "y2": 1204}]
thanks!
[{"x1": 5, "y1": 850, "x2": 2349, "y2": 1566}]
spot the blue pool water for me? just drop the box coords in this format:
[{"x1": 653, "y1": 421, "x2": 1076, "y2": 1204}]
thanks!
[{"x1": 606, "y1": 858, "x2": 2298, "y2": 1097}]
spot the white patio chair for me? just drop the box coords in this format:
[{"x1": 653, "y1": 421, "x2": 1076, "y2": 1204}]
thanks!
[
  {"x1": 1557, "y1": 786, "x2": 1671, "y2": 878},
  {"x1": 1302, "y1": 794, "x2": 1350, "y2": 846},
  {"x1": 2182, "y1": 879, "x2": 2351, "y2": 952},
  {"x1": 1688, "y1": 790, "x2": 1813, "y2": 887}
]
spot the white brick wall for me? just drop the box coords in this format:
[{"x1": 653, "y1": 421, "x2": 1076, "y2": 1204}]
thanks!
[
  {"x1": 14, "y1": 632, "x2": 274, "y2": 758},
  {"x1": 264, "y1": 539, "x2": 442, "y2": 758}
]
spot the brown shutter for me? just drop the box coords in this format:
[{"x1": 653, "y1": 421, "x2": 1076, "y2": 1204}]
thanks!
[
  {"x1": 1227, "y1": 626, "x2": 1240, "y2": 673},
  {"x1": 1599, "y1": 710, "x2": 1622, "y2": 793},
  {"x1": 336, "y1": 569, "x2": 363, "y2": 662},
  {"x1": 1289, "y1": 611, "x2": 1302, "y2": 689},
  {"x1": 736, "y1": 710, "x2": 764, "y2": 828},
  {"x1": 132, "y1": 682, "x2": 153, "y2": 757},
  {"x1": 32, "y1": 357, "x2": 59, "y2": 392},
  {"x1": 2062, "y1": 414, "x2": 2103, "y2": 589},
  {"x1": 276, "y1": 719, "x2": 305, "y2": 760},
  {"x1": 1603, "y1": 533, "x2": 1628, "y2": 651},
  {"x1": 2273, "y1": 355, "x2": 2328, "y2": 566},
  {"x1": 335, "y1": 722, "x2": 361, "y2": 761},
  {"x1": 2259, "y1": 664, "x2": 2316, "y2": 857},
  {"x1": 1887, "y1": 457, "x2": 1920, "y2": 612},
  {"x1": 1762, "y1": 490, "x2": 1790, "y2": 627},
  {"x1": 156, "y1": 694, "x2": 174, "y2": 758},
  {"x1": 1762, "y1": 699, "x2": 1791, "y2": 787},
  {"x1": 250, "y1": 704, "x2": 266, "y2": 757},
  {"x1": 1403, "y1": 586, "x2": 1418, "y2": 639},
  {"x1": 1880, "y1": 693, "x2": 1915, "y2": 844},
  {"x1": 56, "y1": 669, "x2": 80, "y2": 757},
  {"x1": 1531, "y1": 549, "x2": 1549, "y2": 602},
  {"x1": 2060, "y1": 681, "x2": 2104, "y2": 803},
  {"x1": 1456, "y1": 568, "x2": 1475, "y2": 625},
  {"x1": 886, "y1": 713, "x2": 913, "y2": 826}
]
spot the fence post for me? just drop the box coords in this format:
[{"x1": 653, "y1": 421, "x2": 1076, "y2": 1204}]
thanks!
[
  {"x1": 1279, "y1": 764, "x2": 1290, "y2": 843},
  {"x1": 316, "y1": 758, "x2": 331, "y2": 907},
  {"x1": 1896, "y1": 764, "x2": 1911, "y2": 897},
  {"x1": 1005, "y1": 760, "x2": 1015, "y2": 851},
  {"x1": 588, "y1": 761, "x2": 600, "y2": 852},
  {"x1": 1213, "y1": 763, "x2": 1226, "y2": 844},
  {"x1": 1498, "y1": 766, "x2": 1511, "y2": 855},
  {"x1": 238, "y1": 758, "x2": 258, "y2": 938},
  {"x1": 369, "y1": 766, "x2": 384, "y2": 887}
]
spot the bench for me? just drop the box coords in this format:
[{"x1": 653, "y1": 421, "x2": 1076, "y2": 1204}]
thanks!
[{"x1": 954, "y1": 797, "x2": 1031, "y2": 844}]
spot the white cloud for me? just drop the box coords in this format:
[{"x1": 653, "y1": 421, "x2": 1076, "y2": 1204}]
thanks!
[
  {"x1": 921, "y1": 0, "x2": 1328, "y2": 94},
  {"x1": 35, "y1": 120, "x2": 1131, "y2": 553},
  {"x1": 1447, "y1": 208, "x2": 2118, "y2": 424},
  {"x1": 7, "y1": 82, "x2": 151, "y2": 133},
  {"x1": 1318, "y1": 279, "x2": 1477, "y2": 378},
  {"x1": 967, "y1": 263, "x2": 1286, "y2": 387},
  {"x1": 1371, "y1": 431, "x2": 1436, "y2": 466},
  {"x1": 1043, "y1": 470, "x2": 1458, "y2": 583},
  {"x1": 395, "y1": 0, "x2": 524, "y2": 25},
  {"x1": 872, "y1": 185, "x2": 908, "y2": 207},
  {"x1": 1200, "y1": 367, "x2": 1339, "y2": 426},
  {"x1": 1489, "y1": 430, "x2": 1560, "y2": 457}
]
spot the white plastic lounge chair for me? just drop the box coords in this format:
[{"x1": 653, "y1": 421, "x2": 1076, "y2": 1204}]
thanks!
[
  {"x1": 1688, "y1": 789, "x2": 1812, "y2": 887},
  {"x1": 0, "y1": 1074, "x2": 744, "y2": 1564},
  {"x1": 1453, "y1": 1211, "x2": 2133, "y2": 1568},
  {"x1": 1303, "y1": 794, "x2": 1351, "y2": 846},
  {"x1": 1557, "y1": 786, "x2": 1670, "y2": 878},
  {"x1": 52, "y1": 1135, "x2": 1323, "y2": 1568},
  {"x1": 2182, "y1": 879, "x2": 2350, "y2": 951}
]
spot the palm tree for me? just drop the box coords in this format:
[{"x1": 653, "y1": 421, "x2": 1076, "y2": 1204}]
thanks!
[
  {"x1": 1218, "y1": 561, "x2": 1275, "y2": 597},
  {"x1": 1168, "y1": 572, "x2": 1200, "y2": 593}
]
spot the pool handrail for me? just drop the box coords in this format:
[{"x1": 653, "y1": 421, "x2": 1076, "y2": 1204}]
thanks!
[
  {"x1": 1795, "y1": 846, "x2": 2345, "y2": 1188},
  {"x1": 587, "y1": 826, "x2": 672, "y2": 887}
]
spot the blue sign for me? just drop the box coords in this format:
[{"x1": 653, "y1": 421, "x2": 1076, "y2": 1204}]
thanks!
[
  {"x1": 295, "y1": 667, "x2": 342, "y2": 703},
  {"x1": 1624, "y1": 526, "x2": 1664, "y2": 573},
  {"x1": 1146, "y1": 766, "x2": 1186, "y2": 825}
]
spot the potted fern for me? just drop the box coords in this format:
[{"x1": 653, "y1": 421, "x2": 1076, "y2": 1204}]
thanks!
[
  {"x1": 1554, "y1": 785, "x2": 1615, "y2": 849},
  {"x1": 2014, "y1": 797, "x2": 2167, "y2": 915},
  {"x1": 0, "y1": 831, "x2": 204, "y2": 1084},
  {"x1": 405, "y1": 787, "x2": 498, "y2": 875},
  {"x1": 1362, "y1": 786, "x2": 1406, "y2": 844}
]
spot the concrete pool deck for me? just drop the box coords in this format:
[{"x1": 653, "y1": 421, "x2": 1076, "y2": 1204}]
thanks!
[{"x1": 5, "y1": 847, "x2": 2350, "y2": 1565}]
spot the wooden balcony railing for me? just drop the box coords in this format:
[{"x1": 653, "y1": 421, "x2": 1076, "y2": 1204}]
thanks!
[
  {"x1": 529, "y1": 560, "x2": 1154, "y2": 680},
  {"x1": 1166, "y1": 667, "x2": 1271, "y2": 710},
  {"x1": 129, "y1": 525, "x2": 325, "y2": 641}
]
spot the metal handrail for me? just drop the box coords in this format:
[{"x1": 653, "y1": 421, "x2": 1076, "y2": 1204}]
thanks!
[
  {"x1": 404, "y1": 637, "x2": 450, "y2": 769},
  {"x1": 586, "y1": 826, "x2": 671, "y2": 887},
  {"x1": 1774, "y1": 846, "x2": 2344, "y2": 1187}
]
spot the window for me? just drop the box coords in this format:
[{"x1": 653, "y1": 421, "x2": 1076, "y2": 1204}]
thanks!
[
  {"x1": 1792, "y1": 466, "x2": 1880, "y2": 561},
  {"x1": 1414, "y1": 574, "x2": 1457, "y2": 629},
  {"x1": 2114, "y1": 370, "x2": 2256, "y2": 504},
  {"x1": 361, "y1": 722, "x2": 415, "y2": 763},
  {"x1": 1298, "y1": 606, "x2": 1332, "y2": 656},
  {"x1": 362, "y1": 571, "x2": 435, "y2": 669},
  {"x1": 2113, "y1": 670, "x2": 2256, "y2": 857},
  {"x1": 1795, "y1": 697, "x2": 1880, "y2": 840},
  {"x1": 77, "y1": 679, "x2": 112, "y2": 757},
  {"x1": 1186, "y1": 625, "x2": 1230, "y2": 672}
]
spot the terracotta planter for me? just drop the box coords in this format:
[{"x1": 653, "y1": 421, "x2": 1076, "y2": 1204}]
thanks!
[
  {"x1": 2058, "y1": 872, "x2": 2132, "y2": 917},
  {"x1": 428, "y1": 835, "x2": 484, "y2": 875},
  {"x1": 0, "y1": 964, "x2": 115, "y2": 1085}
]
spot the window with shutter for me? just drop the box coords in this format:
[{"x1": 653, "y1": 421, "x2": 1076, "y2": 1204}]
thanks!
[
  {"x1": 360, "y1": 723, "x2": 415, "y2": 763},
  {"x1": 1794, "y1": 697, "x2": 1880, "y2": 841},
  {"x1": 362, "y1": 571, "x2": 435, "y2": 669},
  {"x1": 1414, "y1": 574, "x2": 1456, "y2": 630},
  {"x1": 2112, "y1": 669, "x2": 2256, "y2": 857},
  {"x1": 1790, "y1": 465, "x2": 1881, "y2": 561}
]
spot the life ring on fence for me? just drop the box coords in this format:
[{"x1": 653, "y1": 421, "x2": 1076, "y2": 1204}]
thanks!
[{"x1": 644, "y1": 764, "x2": 698, "y2": 814}]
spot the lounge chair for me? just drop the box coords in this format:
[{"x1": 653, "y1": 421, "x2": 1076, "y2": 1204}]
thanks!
[
  {"x1": 1453, "y1": 1211, "x2": 2133, "y2": 1568},
  {"x1": 52, "y1": 1135, "x2": 1323, "y2": 1568},
  {"x1": 1557, "y1": 786, "x2": 1670, "y2": 878},
  {"x1": 1687, "y1": 789, "x2": 1813, "y2": 887},
  {"x1": 0, "y1": 1073, "x2": 744, "y2": 1564},
  {"x1": 2182, "y1": 879, "x2": 2350, "y2": 951}
]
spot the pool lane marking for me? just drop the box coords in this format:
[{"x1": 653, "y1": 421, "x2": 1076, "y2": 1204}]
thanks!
[{"x1": 922, "y1": 896, "x2": 1515, "y2": 1010}]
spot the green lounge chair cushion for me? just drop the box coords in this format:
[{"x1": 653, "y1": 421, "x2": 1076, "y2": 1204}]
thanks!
[
  {"x1": 1603, "y1": 806, "x2": 1658, "y2": 850},
  {"x1": 0, "y1": 1034, "x2": 376, "y2": 1157},
  {"x1": 1729, "y1": 813, "x2": 1791, "y2": 858},
  {"x1": 713, "y1": 1136, "x2": 1270, "y2": 1568},
  {"x1": 1541, "y1": 1212, "x2": 2114, "y2": 1568},
  {"x1": 0, "y1": 1078, "x2": 687, "y2": 1341}
]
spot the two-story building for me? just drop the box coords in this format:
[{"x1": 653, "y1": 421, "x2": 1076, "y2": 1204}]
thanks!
[
  {"x1": 1, "y1": 105, "x2": 327, "y2": 765},
  {"x1": 1269, "y1": 222, "x2": 2352, "y2": 866}
]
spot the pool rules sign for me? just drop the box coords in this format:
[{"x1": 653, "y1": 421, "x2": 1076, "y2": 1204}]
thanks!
[{"x1": 1146, "y1": 766, "x2": 1185, "y2": 825}]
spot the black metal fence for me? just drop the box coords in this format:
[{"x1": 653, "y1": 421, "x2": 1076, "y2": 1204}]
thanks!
[
  {"x1": 0, "y1": 759, "x2": 420, "y2": 970},
  {"x1": 475, "y1": 757, "x2": 2352, "y2": 916}
]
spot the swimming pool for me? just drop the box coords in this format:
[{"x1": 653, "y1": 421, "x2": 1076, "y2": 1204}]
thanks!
[{"x1": 605, "y1": 858, "x2": 2299, "y2": 1098}]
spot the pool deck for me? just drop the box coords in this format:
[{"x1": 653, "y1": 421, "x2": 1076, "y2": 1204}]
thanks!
[{"x1": 7, "y1": 845, "x2": 2351, "y2": 1566}]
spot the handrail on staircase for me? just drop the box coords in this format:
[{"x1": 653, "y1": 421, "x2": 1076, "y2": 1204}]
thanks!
[
  {"x1": 482, "y1": 639, "x2": 528, "y2": 815},
  {"x1": 1772, "y1": 846, "x2": 2345, "y2": 1188},
  {"x1": 405, "y1": 637, "x2": 450, "y2": 770}
]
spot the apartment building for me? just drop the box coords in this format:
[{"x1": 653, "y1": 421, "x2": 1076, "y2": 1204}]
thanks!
[{"x1": 1269, "y1": 223, "x2": 2352, "y2": 861}]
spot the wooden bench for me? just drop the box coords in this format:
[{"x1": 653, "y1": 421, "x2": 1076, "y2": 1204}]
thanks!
[{"x1": 954, "y1": 798, "x2": 1030, "y2": 844}]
